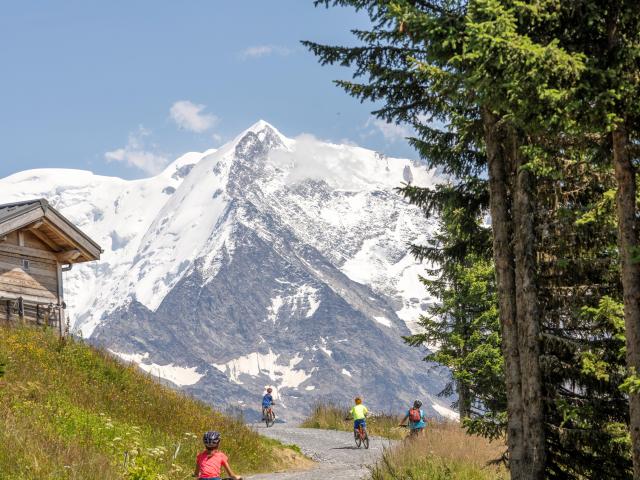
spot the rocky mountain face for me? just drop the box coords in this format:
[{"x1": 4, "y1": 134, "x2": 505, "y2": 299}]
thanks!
[{"x1": 0, "y1": 121, "x2": 456, "y2": 420}]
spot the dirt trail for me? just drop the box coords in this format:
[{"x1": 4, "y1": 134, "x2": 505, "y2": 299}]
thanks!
[{"x1": 247, "y1": 423, "x2": 395, "y2": 480}]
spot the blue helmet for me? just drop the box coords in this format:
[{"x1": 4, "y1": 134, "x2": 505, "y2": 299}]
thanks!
[{"x1": 203, "y1": 431, "x2": 221, "y2": 447}]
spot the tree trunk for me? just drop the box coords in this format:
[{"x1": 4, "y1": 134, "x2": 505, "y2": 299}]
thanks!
[
  {"x1": 512, "y1": 137, "x2": 545, "y2": 479},
  {"x1": 457, "y1": 379, "x2": 472, "y2": 419},
  {"x1": 482, "y1": 108, "x2": 525, "y2": 478},
  {"x1": 612, "y1": 127, "x2": 640, "y2": 476}
]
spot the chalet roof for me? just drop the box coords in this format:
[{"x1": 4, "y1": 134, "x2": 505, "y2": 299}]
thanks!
[{"x1": 0, "y1": 199, "x2": 102, "y2": 263}]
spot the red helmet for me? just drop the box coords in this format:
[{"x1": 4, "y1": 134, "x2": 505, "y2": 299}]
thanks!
[{"x1": 267, "y1": 387, "x2": 273, "y2": 393}]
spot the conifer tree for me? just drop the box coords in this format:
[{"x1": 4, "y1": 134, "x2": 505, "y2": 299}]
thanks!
[
  {"x1": 535, "y1": 145, "x2": 632, "y2": 478},
  {"x1": 304, "y1": 2, "x2": 569, "y2": 475},
  {"x1": 305, "y1": 1, "x2": 636, "y2": 478},
  {"x1": 400, "y1": 180, "x2": 505, "y2": 436},
  {"x1": 559, "y1": 2, "x2": 640, "y2": 471}
]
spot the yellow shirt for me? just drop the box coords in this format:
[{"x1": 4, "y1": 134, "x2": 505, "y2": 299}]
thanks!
[{"x1": 350, "y1": 404, "x2": 368, "y2": 420}]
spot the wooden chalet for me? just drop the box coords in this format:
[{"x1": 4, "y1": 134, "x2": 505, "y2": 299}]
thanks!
[{"x1": 0, "y1": 199, "x2": 102, "y2": 335}]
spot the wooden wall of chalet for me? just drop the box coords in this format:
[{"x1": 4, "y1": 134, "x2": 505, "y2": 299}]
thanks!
[{"x1": 0, "y1": 229, "x2": 63, "y2": 331}]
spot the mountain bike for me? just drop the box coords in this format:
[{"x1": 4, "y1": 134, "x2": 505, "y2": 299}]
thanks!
[
  {"x1": 399, "y1": 424, "x2": 423, "y2": 438},
  {"x1": 264, "y1": 406, "x2": 276, "y2": 427},
  {"x1": 354, "y1": 422, "x2": 369, "y2": 449}
]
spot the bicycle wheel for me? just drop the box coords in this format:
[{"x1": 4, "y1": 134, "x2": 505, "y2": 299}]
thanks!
[
  {"x1": 268, "y1": 410, "x2": 276, "y2": 427},
  {"x1": 265, "y1": 410, "x2": 271, "y2": 427},
  {"x1": 363, "y1": 432, "x2": 369, "y2": 449},
  {"x1": 355, "y1": 433, "x2": 362, "y2": 448}
]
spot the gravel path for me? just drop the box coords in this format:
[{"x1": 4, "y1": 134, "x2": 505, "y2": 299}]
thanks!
[{"x1": 246, "y1": 423, "x2": 395, "y2": 480}]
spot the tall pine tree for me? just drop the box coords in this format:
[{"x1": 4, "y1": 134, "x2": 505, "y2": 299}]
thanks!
[
  {"x1": 560, "y1": 2, "x2": 640, "y2": 471},
  {"x1": 305, "y1": 1, "x2": 635, "y2": 477},
  {"x1": 400, "y1": 180, "x2": 506, "y2": 438}
]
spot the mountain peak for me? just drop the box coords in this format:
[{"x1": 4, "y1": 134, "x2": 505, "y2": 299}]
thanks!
[
  {"x1": 235, "y1": 120, "x2": 291, "y2": 149},
  {"x1": 246, "y1": 119, "x2": 279, "y2": 134},
  {"x1": 247, "y1": 119, "x2": 276, "y2": 129},
  {"x1": 232, "y1": 120, "x2": 289, "y2": 163}
]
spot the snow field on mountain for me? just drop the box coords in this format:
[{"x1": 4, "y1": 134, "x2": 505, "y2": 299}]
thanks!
[
  {"x1": 109, "y1": 350, "x2": 205, "y2": 386},
  {"x1": 267, "y1": 284, "x2": 321, "y2": 323},
  {"x1": 130, "y1": 148, "x2": 230, "y2": 311},
  {"x1": 432, "y1": 403, "x2": 460, "y2": 420},
  {"x1": 264, "y1": 136, "x2": 438, "y2": 333},
  {"x1": 212, "y1": 350, "x2": 312, "y2": 394}
]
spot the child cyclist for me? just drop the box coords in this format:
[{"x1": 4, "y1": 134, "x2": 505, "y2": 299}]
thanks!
[
  {"x1": 193, "y1": 431, "x2": 243, "y2": 480},
  {"x1": 262, "y1": 387, "x2": 275, "y2": 420},
  {"x1": 347, "y1": 396, "x2": 368, "y2": 437},
  {"x1": 399, "y1": 399, "x2": 427, "y2": 436}
]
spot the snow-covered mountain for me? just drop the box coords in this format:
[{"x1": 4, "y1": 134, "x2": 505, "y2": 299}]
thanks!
[{"x1": 0, "y1": 121, "x2": 455, "y2": 420}]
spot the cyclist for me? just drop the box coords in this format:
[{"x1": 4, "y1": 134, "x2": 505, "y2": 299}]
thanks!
[
  {"x1": 399, "y1": 400, "x2": 426, "y2": 436},
  {"x1": 347, "y1": 396, "x2": 368, "y2": 438},
  {"x1": 193, "y1": 430, "x2": 243, "y2": 480},
  {"x1": 262, "y1": 387, "x2": 275, "y2": 420}
]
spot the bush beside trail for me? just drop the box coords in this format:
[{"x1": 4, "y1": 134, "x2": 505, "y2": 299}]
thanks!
[
  {"x1": 0, "y1": 326, "x2": 300, "y2": 480},
  {"x1": 369, "y1": 422, "x2": 507, "y2": 480}
]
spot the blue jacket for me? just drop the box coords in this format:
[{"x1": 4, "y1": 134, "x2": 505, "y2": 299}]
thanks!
[{"x1": 262, "y1": 393, "x2": 273, "y2": 407}]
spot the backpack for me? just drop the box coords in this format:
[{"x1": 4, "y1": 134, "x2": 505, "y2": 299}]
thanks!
[{"x1": 409, "y1": 408, "x2": 421, "y2": 423}]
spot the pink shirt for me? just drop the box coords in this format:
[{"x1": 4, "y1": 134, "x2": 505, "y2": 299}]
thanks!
[{"x1": 196, "y1": 450, "x2": 228, "y2": 478}]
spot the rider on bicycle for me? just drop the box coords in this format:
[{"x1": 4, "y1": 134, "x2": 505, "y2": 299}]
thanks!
[
  {"x1": 399, "y1": 400, "x2": 426, "y2": 435},
  {"x1": 348, "y1": 396, "x2": 368, "y2": 437},
  {"x1": 262, "y1": 387, "x2": 275, "y2": 420},
  {"x1": 194, "y1": 430, "x2": 243, "y2": 480}
]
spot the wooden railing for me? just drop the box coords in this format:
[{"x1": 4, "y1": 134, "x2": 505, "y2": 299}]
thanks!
[{"x1": 1, "y1": 297, "x2": 65, "y2": 336}]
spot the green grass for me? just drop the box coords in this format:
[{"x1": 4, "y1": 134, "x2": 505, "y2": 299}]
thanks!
[
  {"x1": 302, "y1": 403, "x2": 507, "y2": 480},
  {"x1": 0, "y1": 326, "x2": 302, "y2": 479},
  {"x1": 368, "y1": 423, "x2": 508, "y2": 480}
]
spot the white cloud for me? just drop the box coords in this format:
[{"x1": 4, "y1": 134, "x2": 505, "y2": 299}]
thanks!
[
  {"x1": 170, "y1": 100, "x2": 218, "y2": 133},
  {"x1": 240, "y1": 44, "x2": 293, "y2": 59},
  {"x1": 365, "y1": 117, "x2": 414, "y2": 142},
  {"x1": 105, "y1": 126, "x2": 169, "y2": 174}
]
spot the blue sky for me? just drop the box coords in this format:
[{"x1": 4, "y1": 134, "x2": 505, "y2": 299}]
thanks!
[{"x1": 0, "y1": 1, "x2": 417, "y2": 179}]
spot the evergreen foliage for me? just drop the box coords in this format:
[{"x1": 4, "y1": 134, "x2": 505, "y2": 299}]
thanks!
[
  {"x1": 399, "y1": 181, "x2": 505, "y2": 439},
  {"x1": 536, "y1": 150, "x2": 632, "y2": 478},
  {"x1": 305, "y1": 1, "x2": 638, "y2": 477}
]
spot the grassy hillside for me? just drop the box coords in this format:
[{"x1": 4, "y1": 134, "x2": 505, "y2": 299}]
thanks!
[
  {"x1": 0, "y1": 326, "x2": 303, "y2": 480},
  {"x1": 302, "y1": 403, "x2": 507, "y2": 480}
]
